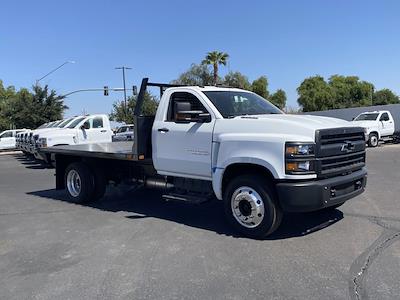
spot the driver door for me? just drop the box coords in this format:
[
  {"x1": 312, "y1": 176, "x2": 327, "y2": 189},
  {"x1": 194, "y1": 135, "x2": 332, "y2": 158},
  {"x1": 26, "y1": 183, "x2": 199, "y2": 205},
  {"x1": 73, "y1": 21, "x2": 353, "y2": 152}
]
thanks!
[
  {"x1": 379, "y1": 113, "x2": 394, "y2": 137},
  {"x1": 153, "y1": 91, "x2": 215, "y2": 179}
]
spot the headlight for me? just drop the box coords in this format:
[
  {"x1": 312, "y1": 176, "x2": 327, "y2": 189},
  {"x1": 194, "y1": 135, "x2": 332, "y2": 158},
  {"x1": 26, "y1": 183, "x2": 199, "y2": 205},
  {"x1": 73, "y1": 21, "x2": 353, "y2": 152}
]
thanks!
[
  {"x1": 285, "y1": 142, "x2": 316, "y2": 175},
  {"x1": 285, "y1": 143, "x2": 314, "y2": 156},
  {"x1": 38, "y1": 138, "x2": 47, "y2": 148}
]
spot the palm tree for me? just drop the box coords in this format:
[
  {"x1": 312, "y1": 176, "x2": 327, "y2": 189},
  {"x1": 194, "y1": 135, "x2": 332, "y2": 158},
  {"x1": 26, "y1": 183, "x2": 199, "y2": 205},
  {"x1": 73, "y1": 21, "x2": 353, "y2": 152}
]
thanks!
[{"x1": 202, "y1": 51, "x2": 229, "y2": 85}]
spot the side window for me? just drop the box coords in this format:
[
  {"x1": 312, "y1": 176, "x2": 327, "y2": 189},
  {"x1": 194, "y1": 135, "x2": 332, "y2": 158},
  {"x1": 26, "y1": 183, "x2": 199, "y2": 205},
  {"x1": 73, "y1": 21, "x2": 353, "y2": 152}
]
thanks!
[
  {"x1": 0, "y1": 131, "x2": 12, "y2": 138},
  {"x1": 92, "y1": 117, "x2": 104, "y2": 128},
  {"x1": 380, "y1": 113, "x2": 389, "y2": 121},
  {"x1": 83, "y1": 120, "x2": 91, "y2": 129},
  {"x1": 118, "y1": 127, "x2": 127, "y2": 133},
  {"x1": 167, "y1": 92, "x2": 208, "y2": 122}
]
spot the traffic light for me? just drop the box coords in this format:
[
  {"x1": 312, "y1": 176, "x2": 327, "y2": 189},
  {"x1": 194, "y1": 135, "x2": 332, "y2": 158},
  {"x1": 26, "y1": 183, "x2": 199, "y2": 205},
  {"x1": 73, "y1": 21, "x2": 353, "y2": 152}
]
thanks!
[
  {"x1": 104, "y1": 86, "x2": 109, "y2": 96},
  {"x1": 132, "y1": 85, "x2": 137, "y2": 95}
]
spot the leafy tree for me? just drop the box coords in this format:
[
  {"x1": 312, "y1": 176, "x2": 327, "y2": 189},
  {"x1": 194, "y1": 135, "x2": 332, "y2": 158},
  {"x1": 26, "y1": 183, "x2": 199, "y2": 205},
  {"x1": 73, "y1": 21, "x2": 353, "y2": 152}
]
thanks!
[
  {"x1": 0, "y1": 81, "x2": 17, "y2": 130},
  {"x1": 373, "y1": 89, "x2": 400, "y2": 105},
  {"x1": 172, "y1": 64, "x2": 214, "y2": 86},
  {"x1": 296, "y1": 75, "x2": 390, "y2": 111},
  {"x1": 223, "y1": 71, "x2": 251, "y2": 89},
  {"x1": 328, "y1": 75, "x2": 374, "y2": 108},
  {"x1": 0, "y1": 80, "x2": 16, "y2": 100},
  {"x1": 297, "y1": 76, "x2": 335, "y2": 112},
  {"x1": 0, "y1": 82, "x2": 67, "y2": 131},
  {"x1": 269, "y1": 89, "x2": 287, "y2": 109},
  {"x1": 251, "y1": 76, "x2": 269, "y2": 99},
  {"x1": 31, "y1": 85, "x2": 68, "y2": 126},
  {"x1": 202, "y1": 51, "x2": 229, "y2": 85},
  {"x1": 110, "y1": 92, "x2": 158, "y2": 124}
]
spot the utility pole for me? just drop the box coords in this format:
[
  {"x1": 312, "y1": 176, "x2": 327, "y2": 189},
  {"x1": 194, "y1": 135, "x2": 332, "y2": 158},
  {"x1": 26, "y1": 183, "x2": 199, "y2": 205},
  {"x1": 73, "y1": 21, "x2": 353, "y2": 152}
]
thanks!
[{"x1": 115, "y1": 66, "x2": 132, "y2": 120}]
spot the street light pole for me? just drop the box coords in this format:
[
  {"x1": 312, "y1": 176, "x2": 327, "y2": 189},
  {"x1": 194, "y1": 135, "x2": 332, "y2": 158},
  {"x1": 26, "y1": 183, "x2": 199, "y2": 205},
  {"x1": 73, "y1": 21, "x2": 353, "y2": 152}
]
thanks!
[
  {"x1": 115, "y1": 66, "x2": 132, "y2": 120},
  {"x1": 36, "y1": 60, "x2": 75, "y2": 86}
]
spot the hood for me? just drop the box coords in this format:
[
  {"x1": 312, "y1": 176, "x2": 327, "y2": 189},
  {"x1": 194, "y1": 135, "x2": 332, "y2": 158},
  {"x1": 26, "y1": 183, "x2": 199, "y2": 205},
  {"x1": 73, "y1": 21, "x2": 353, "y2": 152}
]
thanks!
[
  {"x1": 351, "y1": 120, "x2": 378, "y2": 128},
  {"x1": 253, "y1": 114, "x2": 352, "y2": 130},
  {"x1": 214, "y1": 114, "x2": 357, "y2": 142},
  {"x1": 39, "y1": 128, "x2": 77, "y2": 139},
  {"x1": 32, "y1": 127, "x2": 62, "y2": 136}
]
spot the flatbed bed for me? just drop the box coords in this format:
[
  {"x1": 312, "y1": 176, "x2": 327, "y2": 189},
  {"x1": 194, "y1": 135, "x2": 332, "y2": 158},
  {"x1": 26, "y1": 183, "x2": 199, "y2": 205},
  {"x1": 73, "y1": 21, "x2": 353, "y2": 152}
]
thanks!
[{"x1": 41, "y1": 141, "x2": 138, "y2": 161}]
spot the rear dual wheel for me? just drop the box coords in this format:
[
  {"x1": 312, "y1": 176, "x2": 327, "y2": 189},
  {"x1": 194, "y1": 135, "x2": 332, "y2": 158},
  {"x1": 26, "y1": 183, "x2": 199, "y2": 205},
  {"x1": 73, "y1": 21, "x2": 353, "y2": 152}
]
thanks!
[
  {"x1": 65, "y1": 162, "x2": 106, "y2": 203},
  {"x1": 223, "y1": 175, "x2": 282, "y2": 239}
]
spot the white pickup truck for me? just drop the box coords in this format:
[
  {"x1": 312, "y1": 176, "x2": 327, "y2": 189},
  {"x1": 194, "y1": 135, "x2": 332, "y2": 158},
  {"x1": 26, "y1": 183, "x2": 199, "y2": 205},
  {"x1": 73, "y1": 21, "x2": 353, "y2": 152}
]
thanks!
[
  {"x1": 35, "y1": 114, "x2": 113, "y2": 162},
  {"x1": 0, "y1": 129, "x2": 26, "y2": 150},
  {"x1": 41, "y1": 78, "x2": 367, "y2": 238},
  {"x1": 352, "y1": 110, "x2": 395, "y2": 147}
]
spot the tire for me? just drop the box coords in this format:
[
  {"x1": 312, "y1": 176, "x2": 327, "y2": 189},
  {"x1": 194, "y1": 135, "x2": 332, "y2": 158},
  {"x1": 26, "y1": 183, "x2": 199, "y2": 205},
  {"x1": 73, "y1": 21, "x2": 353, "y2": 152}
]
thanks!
[
  {"x1": 368, "y1": 133, "x2": 379, "y2": 147},
  {"x1": 64, "y1": 162, "x2": 95, "y2": 203},
  {"x1": 223, "y1": 174, "x2": 282, "y2": 239}
]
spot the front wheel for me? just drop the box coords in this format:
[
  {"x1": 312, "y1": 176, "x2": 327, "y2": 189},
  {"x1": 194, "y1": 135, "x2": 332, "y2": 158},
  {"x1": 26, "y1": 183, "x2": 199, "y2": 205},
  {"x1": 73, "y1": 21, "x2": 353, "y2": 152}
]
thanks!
[
  {"x1": 368, "y1": 133, "x2": 379, "y2": 147},
  {"x1": 223, "y1": 175, "x2": 282, "y2": 239}
]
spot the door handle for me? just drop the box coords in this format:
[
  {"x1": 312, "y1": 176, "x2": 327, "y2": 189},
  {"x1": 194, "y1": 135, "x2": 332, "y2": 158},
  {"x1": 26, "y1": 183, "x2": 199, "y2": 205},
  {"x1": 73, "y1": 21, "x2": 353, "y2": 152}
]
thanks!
[
  {"x1": 100, "y1": 130, "x2": 107, "y2": 133},
  {"x1": 158, "y1": 128, "x2": 169, "y2": 133}
]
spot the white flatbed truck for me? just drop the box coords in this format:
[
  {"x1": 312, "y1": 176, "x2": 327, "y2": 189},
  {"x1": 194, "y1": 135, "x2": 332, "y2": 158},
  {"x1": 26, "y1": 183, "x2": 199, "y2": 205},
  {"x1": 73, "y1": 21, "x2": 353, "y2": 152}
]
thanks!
[{"x1": 41, "y1": 78, "x2": 367, "y2": 238}]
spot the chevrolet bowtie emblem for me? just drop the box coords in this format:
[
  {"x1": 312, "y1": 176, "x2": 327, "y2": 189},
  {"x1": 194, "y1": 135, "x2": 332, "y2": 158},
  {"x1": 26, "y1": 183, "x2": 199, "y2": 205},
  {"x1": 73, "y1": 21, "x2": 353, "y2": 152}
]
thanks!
[{"x1": 341, "y1": 141, "x2": 355, "y2": 152}]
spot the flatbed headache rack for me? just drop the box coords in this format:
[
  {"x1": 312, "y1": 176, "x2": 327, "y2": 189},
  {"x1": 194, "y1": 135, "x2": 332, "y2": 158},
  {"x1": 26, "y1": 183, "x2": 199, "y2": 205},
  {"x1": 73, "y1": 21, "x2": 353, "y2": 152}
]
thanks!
[{"x1": 42, "y1": 78, "x2": 185, "y2": 162}]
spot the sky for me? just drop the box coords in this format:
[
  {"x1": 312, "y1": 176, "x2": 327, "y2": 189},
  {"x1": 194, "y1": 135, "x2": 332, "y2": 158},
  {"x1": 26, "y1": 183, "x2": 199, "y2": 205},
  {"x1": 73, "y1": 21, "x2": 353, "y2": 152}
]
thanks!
[{"x1": 1, "y1": 0, "x2": 399, "y2": 117}]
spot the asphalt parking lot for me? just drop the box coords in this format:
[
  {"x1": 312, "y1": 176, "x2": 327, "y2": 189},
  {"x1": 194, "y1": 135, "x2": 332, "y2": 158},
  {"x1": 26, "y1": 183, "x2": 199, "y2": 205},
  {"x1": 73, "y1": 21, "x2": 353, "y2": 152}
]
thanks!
[{"x1": 0, "y1": 146, "x2": 399, "y2": 300}]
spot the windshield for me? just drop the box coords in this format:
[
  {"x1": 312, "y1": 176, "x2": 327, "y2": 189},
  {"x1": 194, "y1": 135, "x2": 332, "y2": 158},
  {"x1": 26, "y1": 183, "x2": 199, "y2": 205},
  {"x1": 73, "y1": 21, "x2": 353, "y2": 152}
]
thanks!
[
  {"x1": 57, "y1": 118, "x2": 74, "y2": 128},
  {"x1": 44, "y1": 122, "x2": 56, "y2": 128},
  {"x1": 66, "y1": 117, "x2": 86, "y2": 128},
  {"x1": 37, "y1": 123, "x2": 48, "y2": 129},
  {"x1": 354, "y1": 113, "x2": 379, "y2": 121},
  {"x1": 203, "y1": 91, "x2": 282, "y2": 118}
]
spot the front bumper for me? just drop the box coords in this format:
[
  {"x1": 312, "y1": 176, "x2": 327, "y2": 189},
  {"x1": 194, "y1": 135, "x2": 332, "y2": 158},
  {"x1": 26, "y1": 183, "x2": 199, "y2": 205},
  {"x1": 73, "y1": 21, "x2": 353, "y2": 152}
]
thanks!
[{"x1": 276, "y1": 168, "x2": 367, "y2": 212}]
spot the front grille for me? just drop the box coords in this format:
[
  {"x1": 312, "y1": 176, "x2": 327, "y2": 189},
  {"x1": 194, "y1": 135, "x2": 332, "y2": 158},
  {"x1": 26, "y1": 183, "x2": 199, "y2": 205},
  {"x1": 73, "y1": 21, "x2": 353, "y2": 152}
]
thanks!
[{"x1": 315, "y1": 127, "x2": 366, "y2": 178}]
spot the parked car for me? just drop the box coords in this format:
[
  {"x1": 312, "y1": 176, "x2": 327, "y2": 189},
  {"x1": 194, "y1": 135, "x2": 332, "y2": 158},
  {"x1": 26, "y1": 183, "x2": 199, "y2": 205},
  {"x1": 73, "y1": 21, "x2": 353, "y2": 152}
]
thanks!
[
  {"x1": 0, "y1": 129, "x2": 26, "y2": 150},
  {"x1": 112, "y1": 124, "x2": 134, "y2": 141},
  {"x1": 36, "y1": 114, "x2": 113, "y2": 162},
  {"x1": 16, "y1": 122, "x2": 54, "y2": 154},
  {"x1": 40, "y1": 78, "x2": 367, "y2": 239},
  {"x1": 26, "y1": 120, "x2": 64, "y2": 154},
  {"x1": 31, "y1": 117, "x2": 83, "y2": 159},
  {"x1": 352, "y1": 110, "x2": 395, "y2": 147}
]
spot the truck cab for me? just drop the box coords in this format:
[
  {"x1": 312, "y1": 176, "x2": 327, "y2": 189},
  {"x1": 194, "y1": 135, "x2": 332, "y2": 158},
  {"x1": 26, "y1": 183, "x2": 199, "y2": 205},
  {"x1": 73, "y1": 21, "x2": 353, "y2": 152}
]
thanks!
[{"x1": 352, "y1": 110, "x2": 395, "y2": 147}]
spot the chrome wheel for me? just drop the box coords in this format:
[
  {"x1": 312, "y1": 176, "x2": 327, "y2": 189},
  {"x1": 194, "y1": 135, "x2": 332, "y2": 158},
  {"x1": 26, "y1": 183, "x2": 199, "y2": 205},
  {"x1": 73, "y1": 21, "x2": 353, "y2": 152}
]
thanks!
[
  {"x1": 67, "y1": 169, "x2": 81, "y2": 197},
  {"x1": 231, "y1": 186, "x2": 265, "y2": 228},
  {"x1": 370, "y1": 135, "x2": 378, "y2": 147}
]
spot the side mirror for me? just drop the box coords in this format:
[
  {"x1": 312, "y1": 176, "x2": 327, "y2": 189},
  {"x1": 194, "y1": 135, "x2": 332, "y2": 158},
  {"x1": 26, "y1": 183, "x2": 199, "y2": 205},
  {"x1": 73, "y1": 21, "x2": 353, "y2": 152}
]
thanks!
[
  {"x1": 80, "y1": 122, "x2": 90, "y2": 130},
  {"x1": 176, "y1": 111, "x2": 211, "y2": 123},
  {"x1": 174, "y1": 101, "x2": 211, "y2": 123}
]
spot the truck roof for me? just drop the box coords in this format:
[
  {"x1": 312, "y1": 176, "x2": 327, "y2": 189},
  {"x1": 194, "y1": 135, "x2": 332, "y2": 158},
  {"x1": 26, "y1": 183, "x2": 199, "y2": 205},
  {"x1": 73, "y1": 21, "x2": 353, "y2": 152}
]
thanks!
[
  {"x1": 165, "y1": 86, "x2": 248, "y2": 93},
  {"x1": 360, "y1": 110, "x2": 390, "y2": 114}
]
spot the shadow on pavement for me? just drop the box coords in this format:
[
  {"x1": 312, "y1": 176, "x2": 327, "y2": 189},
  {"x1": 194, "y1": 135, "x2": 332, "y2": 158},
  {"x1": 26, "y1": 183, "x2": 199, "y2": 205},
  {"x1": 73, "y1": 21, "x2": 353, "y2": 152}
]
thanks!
[
  {"x1": 28, "y1": 186, "x2": 343, "y2": 240},
  {"x1": 12, "y1": 153, "x2": 52, "y2": 169}
]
